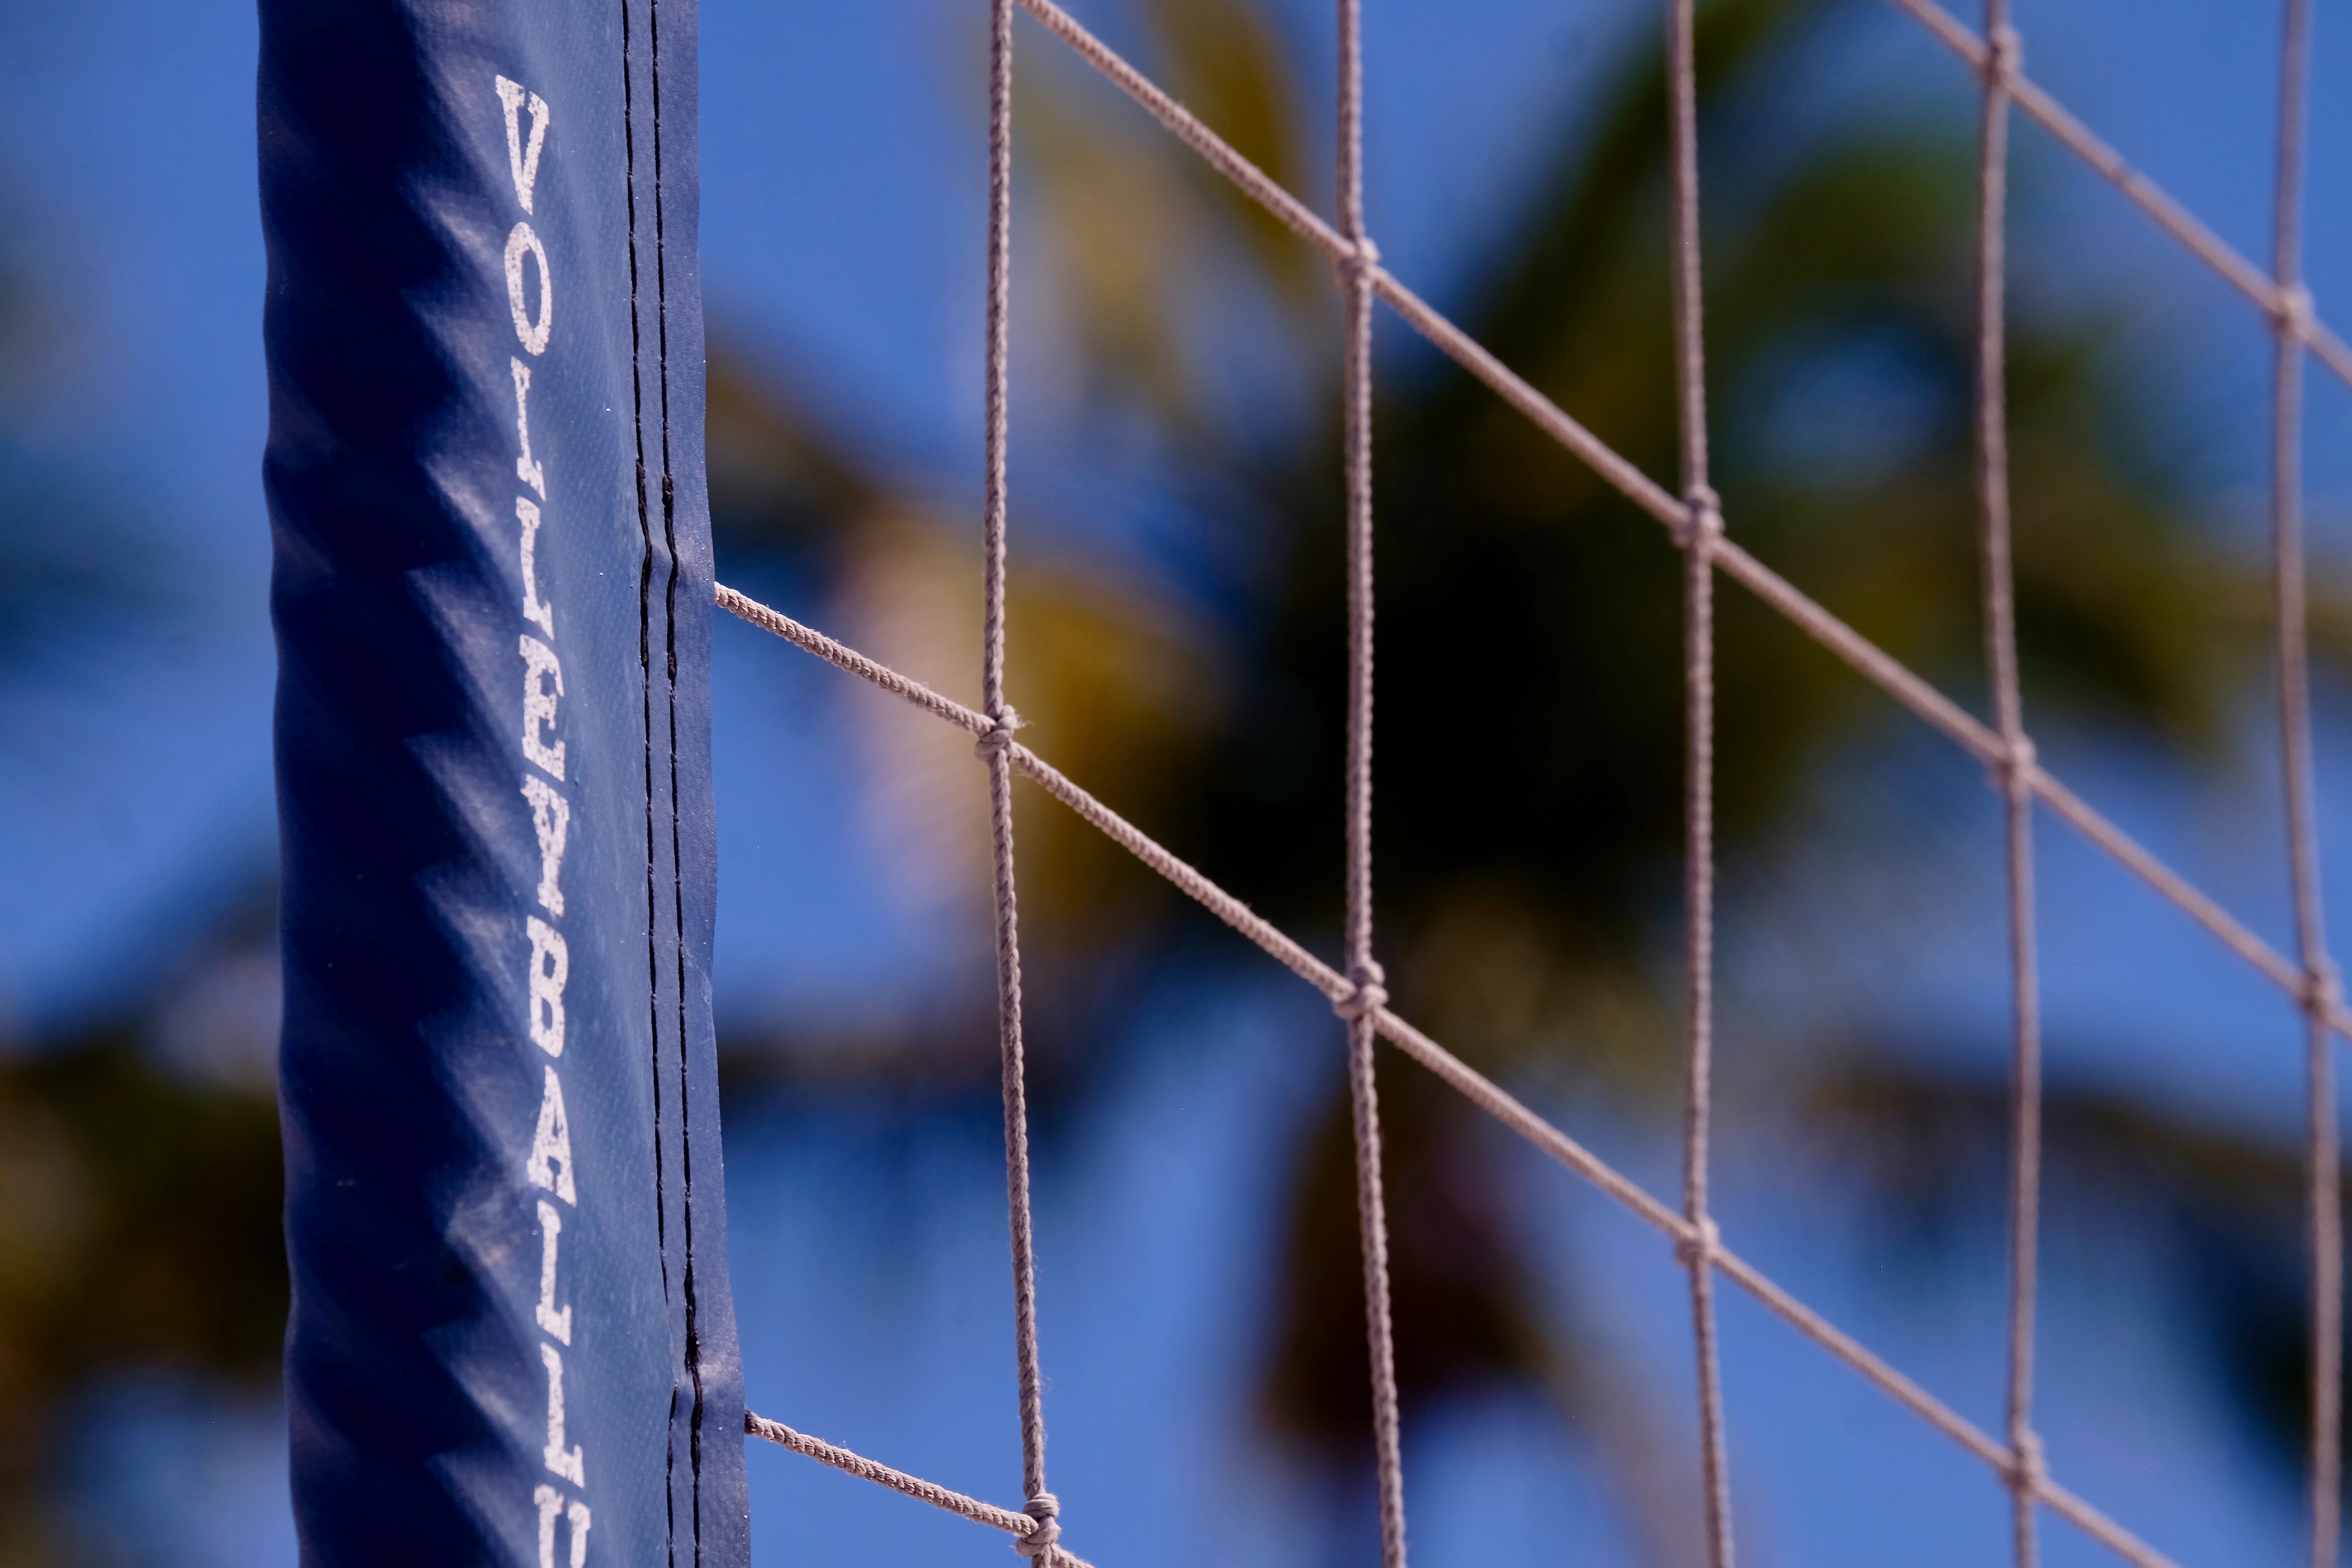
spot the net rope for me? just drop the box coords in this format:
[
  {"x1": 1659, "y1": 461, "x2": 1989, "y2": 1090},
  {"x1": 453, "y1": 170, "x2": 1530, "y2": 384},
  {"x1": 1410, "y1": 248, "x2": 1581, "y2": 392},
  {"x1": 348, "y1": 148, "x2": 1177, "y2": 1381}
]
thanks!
[
  {"x1": 1971, "y1": 15, "x2": 2048, "y2": 1568},
  {"x1": 733, "y1": 2, "x2": 2345, "y2": 1565}
]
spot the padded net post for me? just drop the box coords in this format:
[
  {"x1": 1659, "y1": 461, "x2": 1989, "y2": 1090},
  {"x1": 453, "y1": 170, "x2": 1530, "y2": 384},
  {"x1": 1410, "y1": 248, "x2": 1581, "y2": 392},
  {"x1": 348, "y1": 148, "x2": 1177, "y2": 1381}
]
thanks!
[{"x1": 261, "y1": 1, "x2": 748, "y2": 1561}]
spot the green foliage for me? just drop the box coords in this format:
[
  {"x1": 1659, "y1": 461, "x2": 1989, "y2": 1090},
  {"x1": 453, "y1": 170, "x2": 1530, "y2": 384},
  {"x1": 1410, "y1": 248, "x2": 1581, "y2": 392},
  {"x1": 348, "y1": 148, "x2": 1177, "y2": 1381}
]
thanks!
[{"x1": 0, "y1": 1023, "x2": 285, "y2": 1563}]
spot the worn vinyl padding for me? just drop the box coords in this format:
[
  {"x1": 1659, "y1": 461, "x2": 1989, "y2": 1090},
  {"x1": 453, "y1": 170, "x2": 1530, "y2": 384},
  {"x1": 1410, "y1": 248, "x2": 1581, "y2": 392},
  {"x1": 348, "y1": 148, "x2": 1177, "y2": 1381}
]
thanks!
[{"x1": 260, "y1": 0, "x2": 746, "y2": 1561}]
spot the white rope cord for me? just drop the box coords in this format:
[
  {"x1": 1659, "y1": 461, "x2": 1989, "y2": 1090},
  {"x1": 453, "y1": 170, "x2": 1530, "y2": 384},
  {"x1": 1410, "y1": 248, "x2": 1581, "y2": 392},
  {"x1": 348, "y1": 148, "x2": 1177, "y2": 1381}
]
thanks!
[
  {"x1": 2265, "y1": 4, "x2": 2340, "y2": 1565},
  {"x1": 1006, "y1": 0, "x2": 2352, "y2": 1045},
  {"x1": 719, "y1": 586, "x2": 2185, "y2": 1568},
  {"x1": 730, "y1": 0, "x2": 2344, "y2": 1561},
  {"x1": 1970, "y1": 11, "x2": 2047, "y2": 1567},
  {"x1": 1881, "y1": 0, "x2": 2352, "y2": 394},
  {"x1": 742, "y1": 1413, "x2": 1095, "y2": 1568},
  {"x1": 976, "y1": 0, "x2": 1064, "y2": 1556},
  {"x1": 1331, "y1": 0, "x2": 1410, "y2": 1562},
  {"x1": 1664, "y1": 0, "x2": 1734, "y2": 1561}
]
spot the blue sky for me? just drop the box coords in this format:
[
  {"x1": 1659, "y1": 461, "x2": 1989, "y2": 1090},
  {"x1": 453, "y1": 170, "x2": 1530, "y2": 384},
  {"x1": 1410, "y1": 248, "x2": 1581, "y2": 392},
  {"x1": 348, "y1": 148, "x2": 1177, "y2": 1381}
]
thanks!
[
  {"x1": 4, "y1": 0, "x2": 2352, "y2": 1564},
  {"x1": 1, "y1": 0, "x2": 2347, "y2": 1030}
]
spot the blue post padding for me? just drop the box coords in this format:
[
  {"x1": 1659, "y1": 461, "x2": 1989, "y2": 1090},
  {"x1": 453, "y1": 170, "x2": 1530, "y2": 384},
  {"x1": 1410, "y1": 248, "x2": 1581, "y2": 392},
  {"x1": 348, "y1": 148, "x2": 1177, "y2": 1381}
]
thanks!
[{"x1": 260, "y1": 1, "x2": 747, "y2": 1562}]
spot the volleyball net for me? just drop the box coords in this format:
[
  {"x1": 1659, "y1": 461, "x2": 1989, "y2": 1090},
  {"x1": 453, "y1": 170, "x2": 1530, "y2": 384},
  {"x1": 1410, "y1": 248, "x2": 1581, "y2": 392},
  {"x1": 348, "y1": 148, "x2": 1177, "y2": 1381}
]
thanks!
[
  {"x1": 720, "y1": 3, "x2": 2345, "y2": 1568},
  {"x1": 257, "y1": 0, "x2": 2343, "y2": 1562}
]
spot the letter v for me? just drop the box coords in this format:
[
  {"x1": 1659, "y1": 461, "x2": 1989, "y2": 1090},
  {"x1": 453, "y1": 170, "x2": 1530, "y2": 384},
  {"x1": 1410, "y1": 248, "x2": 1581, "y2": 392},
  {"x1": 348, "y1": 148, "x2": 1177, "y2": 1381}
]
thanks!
[{"x1": 495, "y1": 75, "x2": 551, "y2": 214}]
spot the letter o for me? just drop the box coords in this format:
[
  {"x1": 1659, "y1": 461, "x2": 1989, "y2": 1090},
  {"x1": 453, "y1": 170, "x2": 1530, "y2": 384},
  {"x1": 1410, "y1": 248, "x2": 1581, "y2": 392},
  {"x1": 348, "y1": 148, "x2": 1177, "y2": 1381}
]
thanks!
[{"x1": 506, "y1": 221, "x2": 553, "y2": 355}]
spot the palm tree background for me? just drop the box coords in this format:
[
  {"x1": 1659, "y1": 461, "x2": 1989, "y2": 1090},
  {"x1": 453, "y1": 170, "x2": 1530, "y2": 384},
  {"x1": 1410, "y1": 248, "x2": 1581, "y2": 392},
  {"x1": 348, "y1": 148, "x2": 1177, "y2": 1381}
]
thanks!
[
  {"x1": 712, "y1": 0, "x2": 2350, "y2": 1555},
  {"x1": 0, "y1": 0, "x2": 2344, "y2": 1561}
]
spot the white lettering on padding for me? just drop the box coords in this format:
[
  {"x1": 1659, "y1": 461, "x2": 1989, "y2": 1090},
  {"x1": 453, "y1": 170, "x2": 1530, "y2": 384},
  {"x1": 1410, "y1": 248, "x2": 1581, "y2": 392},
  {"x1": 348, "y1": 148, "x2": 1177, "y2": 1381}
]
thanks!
[
  {"x1": 506, "y1": 223, "x2": 553, "y2": 355},
  {"x1": 533, "y1": 1484, "x2": 564, "y2": 1568},
  {"x1": 526, "y1": 1064, "x2": 576, "y2": 1203},
  {"x1": 519, "y1": 635, "x2": 565, "y2": 780},
  {"x1": 520, "y1": 775, "x2": 570, "y2": 916},
  {"x1": 539, "y1": 1342, "x2": 586, "y2": 1485},
  {"x1": 564, "y1": 1499, "x2": 591, "y2": 1568},
  {"x1": 535, "y1": 1198, "x2": 573, "y2": 1345},
  {"x1": 503, "y1": 72, "x2": 586, "y2": 1568},
  {"x1": 564, "y1": 1495, "x2": 592, "y2": 1568},
  {"x1": 517, "y1": 497, "x2": 555, "y2": 637},
  {"x1": 525, "y1": 916, "x2": 568, "y2": 1057},
  {"x1": 494, "y1": 76, "x2": 551, "y2": 215},
  {"x1": 511, "y1": 359, "x2": 547, "y2": 498},
  {"x1": 531, "y1": 1488, "x2": 590, "y2": 1568}
]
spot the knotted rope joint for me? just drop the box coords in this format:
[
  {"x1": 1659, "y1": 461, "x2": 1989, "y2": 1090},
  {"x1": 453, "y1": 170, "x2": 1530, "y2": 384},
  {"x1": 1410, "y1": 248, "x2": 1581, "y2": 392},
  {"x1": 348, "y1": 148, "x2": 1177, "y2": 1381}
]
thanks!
[
  {"x1": 1675, "y1": 1215, "x2": 1721, "y2": 1271},
  {"x1": 1987, "y1": 732, "x2": 2037, "y2": 796},
  {"x1": 1982, "y1": 21, "x2": 2021, "y2": 84},
  {"x1": 1014, "y1": 1492, "x2": 1062, "y2": 1558},
  {"x1": 2276, "y1": 282, "x2": 2316, "y2": 340},
  {"x1": 1675, "y1": 483, "x2": 1725, "y2": 553},
  {"x1": 1334, "y1": 960, "x2": 1388, "y2": 1022},
  {"x1": 2007, "y1": 1429, "x2": 2047, "y2": 1498},
  {"x1": 2304, "y1": 956, "x2": 2343, "y2": 1017},
  {"x1": 1332, "y1": 233, "x2": 1382, "y2": 287},
  {"x1": 976, "y1": 705, "x2": 1025, "y2": 759}
]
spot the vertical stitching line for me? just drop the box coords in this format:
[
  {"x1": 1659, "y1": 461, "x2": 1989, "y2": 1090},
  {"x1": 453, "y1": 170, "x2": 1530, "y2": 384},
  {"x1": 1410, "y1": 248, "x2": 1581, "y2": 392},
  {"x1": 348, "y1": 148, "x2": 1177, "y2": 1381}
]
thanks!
[
  {"x1": 646, "y1": 0, "x2": 711, "y2": 1553},
  {"x1": 616, "y1": 0, "x2": 682, "y2": 1544}
]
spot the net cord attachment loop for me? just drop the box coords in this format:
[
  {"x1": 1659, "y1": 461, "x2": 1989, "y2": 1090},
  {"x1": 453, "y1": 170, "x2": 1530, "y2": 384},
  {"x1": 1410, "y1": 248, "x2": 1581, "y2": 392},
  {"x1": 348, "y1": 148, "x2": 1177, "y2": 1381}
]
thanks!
[{"x1": 743, "y1": 1413, "x2": 1095, "y2": 1568}]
